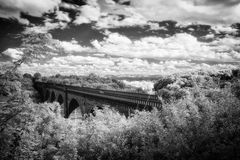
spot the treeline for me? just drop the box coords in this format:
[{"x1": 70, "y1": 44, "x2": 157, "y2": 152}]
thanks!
[
  {"x1": 1, "y1": 66, "x2": 240, "y2": 160},
  {"x1": 38, "y1": 73, "x2": 148, "y2": 93},
  {"x1": 154, "y1": 69, "x2": 240, "y2": 102}
]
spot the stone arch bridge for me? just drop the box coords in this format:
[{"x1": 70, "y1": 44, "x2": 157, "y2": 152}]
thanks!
[{"x1": 35, "y1": 82, "x2": 161, "y2": 118}]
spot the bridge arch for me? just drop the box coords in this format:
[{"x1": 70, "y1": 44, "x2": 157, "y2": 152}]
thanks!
[
  {"x1": 57, "y1": 94, "x2": 64, "y2": 105},
  {"x1": 68, "y1": 98, "x2": 82, "y2": 118},
  {"x1": 45, "y1": 90, "x2": 50, "y2": 101},
  {"x1": 35, "y1": 82, "x2": 160, "y2": 118},
  {"x1": 50, "y1": 91, "x2": 56, "y2": 102}
]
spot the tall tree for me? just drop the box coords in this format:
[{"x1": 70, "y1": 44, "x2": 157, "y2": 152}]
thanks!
[{"x1": 12, "y1": 33, "x2": 62, "y2": 72}]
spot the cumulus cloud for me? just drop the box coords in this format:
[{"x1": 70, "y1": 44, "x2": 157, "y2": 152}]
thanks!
[
  {"x1": 19, "y1": 55, "x2": 116, "y2": 76},
  {"x1": 96, "y1": 8, "x2": 147, "y2": 28},
  {"x1": 212, "y1": 25, "x2": 238, "y2": 34},
  {"x1": 2, "y1": 48, "x2": 23, "y2": 60},
  {"x1": 0, "y1": 0, "x2": 61, "y2": 24},
  {"x1": 19, "y1": 54, "x2": 238, "y2": 77},
  {"x1": 59, "y1": 40, "x2": 89, "y2": 53},
  {"x1": 1, "y1": 0, "x2": 239, "y2": 26},
  {"x1": 129, "y1": 0, "x2": 240, "y2": 24},
  {"x1": 73, "y1": 0, "x2": 101, "y2": 25},
  {"x1": 209, "y1": 36, "x2": 240, "y2": 60},
  {"x1": 91, "y1": 32, "x2": 240, "y2": 62},
  {"x1": 60, "y1": 2, "x2": 80, "y2": 10},
  {"x1": 66, "y1": 0, "x2": 240, "y2": 28},
  {"x1": 55, "y1": 10, "x2": 71, "y2": 22},
  {"x1": 66, "y1": 0, "x2": 146, "y2": 27},
  {"x1": 70, "y1": 0, "x2": 240, "y2": 27}
]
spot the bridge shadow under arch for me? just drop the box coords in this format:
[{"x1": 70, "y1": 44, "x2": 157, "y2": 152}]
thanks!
[
  {"x1": 45, "y1": 90, "x2": 50, "y2": 101},
  {"x1": 57, "y1": 94, "x2": 64, "y2": 105},
  {"x1": 38, "y1": 87, "x2": 44, "y2": 101},
  {"x1": 68, "y1": 99, "x2": 81, "y2": 118},
  {"x1": 50, "y1": 91, "x2": 56, "y2": 102}
]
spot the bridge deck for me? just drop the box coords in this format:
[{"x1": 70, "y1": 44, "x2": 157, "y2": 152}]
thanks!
[{"x1": 35, "y1": 81, "x2": 162, "y2": 108}]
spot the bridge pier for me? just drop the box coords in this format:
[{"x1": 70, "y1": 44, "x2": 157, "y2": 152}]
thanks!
[{"x1": 64, "y1": 86, "x2": 68, "y2": 118}]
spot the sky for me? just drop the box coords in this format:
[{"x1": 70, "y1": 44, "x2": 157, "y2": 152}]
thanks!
[{"x1": 0, "y1": 0, "x2": 240, "y2": 77}]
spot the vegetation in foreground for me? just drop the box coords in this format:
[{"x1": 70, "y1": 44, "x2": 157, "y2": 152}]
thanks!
[{"x1": 1, "y1": 62, "x2": 240, "y2": 159}]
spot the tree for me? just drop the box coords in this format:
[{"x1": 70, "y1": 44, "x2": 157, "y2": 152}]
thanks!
[
  {"x1": 12, "y1": 33, "x2": 62, "y2": 72},
  {"x1": 34, "y1": 72, "x2": 42, "y2": 80},
  {"x1": 154, "y1": 76, "x2": 175, "y2": 91},
  {"x1": 55, "y1": 73, "x2": 62, "y2": 78},
  {"x1": 0, "y1": 33, "x2": 63, "y2": 94},
  {"x1": 23, "y1": 73, "x2": 32, "y2": 79}
]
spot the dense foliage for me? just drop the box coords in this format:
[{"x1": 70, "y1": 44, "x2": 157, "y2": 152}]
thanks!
[
  {"x1": 1, "y1": 65, "x2": 240, "y2": 160},
  {"x1": 154, "y1": 69, "x2": 240, "y2": 102}
]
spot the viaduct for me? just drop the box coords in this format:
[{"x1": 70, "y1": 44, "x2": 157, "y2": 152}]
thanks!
[{"x1": 35, "y1": 81, "x2": 162, "y2": 118}]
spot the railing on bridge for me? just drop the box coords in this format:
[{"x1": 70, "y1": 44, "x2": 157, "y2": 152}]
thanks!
[{"x1": 35, "y1": 81, "x2": 162, "y2": 108}]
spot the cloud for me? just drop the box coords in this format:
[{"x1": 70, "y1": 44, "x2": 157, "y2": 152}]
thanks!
[
  {"x1": 92, "y1": 33, "x2": 240, "y2": 62},
  {"x1": 1, "y1": 0, "x2": 239, "y2": 26},
  {"x1": 19, "y1": 55, "x2": 116, "y2": 76},
  {"x1": 209, "y1": 36, "x2": 240, "y2": 60},
  {"x1": 73, "y1": 1, "x2": 101, "y2": 25},
  {"x1": 96, "y1": 8, "x2": 147, "y2": 28},
  {"x1": 91, "y1": 32, "x2": 240, "y2": 62},
  {"x1": 65, "y1": 0, "x2": 240, "y2": 28},
  {"x1": 55, "y1": 10, "x2": 71, "y2": 22},
  {"x1": 60, "y1": 2, "x2": 81, "y2": 10},
  {"x1": 2, "y1": 48, "x2": 23, "y2": 60},
  {"x1": 129, "y1": 0, "x2": 240, "y2": 24},
  {"x1": 19, "y1": 54, "x2": 238, "y2": 77},
  {"x1": 66, "y1": 0, "x2": 147, "y2": 27},
  {"x1": 24, "y1": 21, "x2": 68, "y2": 33},
  {"x1": 59, "y1": 40, "x2": 90, "y2": 53},
  {"x1": 212, "y1": 25, "x2": 238, "y2": 34},
  {"x1": 0, "y1": 0, "x2": 61, "y2": 24},
  {"x1": 70, "y1": 0, "x2": 240, "y2": 27}
]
